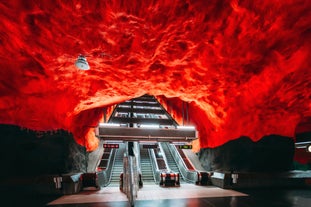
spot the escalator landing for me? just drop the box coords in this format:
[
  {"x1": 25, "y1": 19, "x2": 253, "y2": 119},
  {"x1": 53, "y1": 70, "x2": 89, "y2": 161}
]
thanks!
[{"x1": 48, "y1": 183, "x2": 247, "y2": 206}]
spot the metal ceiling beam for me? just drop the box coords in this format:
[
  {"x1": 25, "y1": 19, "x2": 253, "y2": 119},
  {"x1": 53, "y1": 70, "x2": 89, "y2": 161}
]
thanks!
[
  {"x1": 116, "y1": 108, "x2": 164, "y2": 114},
  {"x1": 95, "y1": 125, "x2": 198, "y2": 142},
  {"x1": 119, "y1": 102, "x2": 159, "y2": 107},
  {"x1": 109, "y1": 117, "x2": 175, "y2": 125}
]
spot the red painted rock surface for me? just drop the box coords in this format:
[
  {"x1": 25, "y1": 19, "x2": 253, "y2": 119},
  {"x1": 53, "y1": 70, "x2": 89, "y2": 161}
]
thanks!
[{"x1": 0, "y1": 0, "x2": 310, "y2": 151}]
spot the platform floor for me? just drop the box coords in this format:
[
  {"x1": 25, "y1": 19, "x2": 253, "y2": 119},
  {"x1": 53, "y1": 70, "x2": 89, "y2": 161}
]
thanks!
[
  {"x1": 47, "y1": 184, "x2": 311, "y2": 207},
  {"x1": 48, "y1": 184, "x2": 246, "y2": 205},
  {"x1": 1, "y1": 184, "x2": 311, "y2": 207}
]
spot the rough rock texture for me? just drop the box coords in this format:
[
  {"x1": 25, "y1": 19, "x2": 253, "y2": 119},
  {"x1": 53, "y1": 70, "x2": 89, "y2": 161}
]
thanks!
[
  {"x1": 0, "y1": 0, "x2": 310, "y2": 151},
  {"x1": 0, "y1": 124, "x2": 99, "y2": 178},
  {"x1": 198, "y1": 135, "x2": 295, "y2": 172}
]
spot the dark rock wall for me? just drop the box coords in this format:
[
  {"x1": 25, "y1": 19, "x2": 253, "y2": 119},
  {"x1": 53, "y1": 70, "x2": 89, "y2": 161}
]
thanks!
[
  {"x1": 65, "y1": 136, "x2": 87, "y2": 174},
  {"x1": 0, "y1": 124, "x2": 88, "y2": 178},
  {"x1": 0, "y1": 124, "x2": 296, "y2": 179},
  {"x1": 198, "y1": 135, "x2": 295, "y2": 172}
]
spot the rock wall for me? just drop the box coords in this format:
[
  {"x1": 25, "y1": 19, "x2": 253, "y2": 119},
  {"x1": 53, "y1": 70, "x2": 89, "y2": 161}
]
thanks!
[
  {"x1": 0, "y1": 124, "x2": 296, "y2": 178},
  {"x1": 0, "y1": 124, "x2": 100, "y2": 179},
  {"x1": 198, "y1": 135, "x2": 295, "y2": 172}
]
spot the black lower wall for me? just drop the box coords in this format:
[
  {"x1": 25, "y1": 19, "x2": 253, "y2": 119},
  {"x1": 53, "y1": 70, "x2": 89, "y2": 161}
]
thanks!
[
  {"x1": 198, "y1": 135, "x2": 295, "y2": 172},
  {"x1": 0, "y1": 124, "x2": 87, "y2": 179}
]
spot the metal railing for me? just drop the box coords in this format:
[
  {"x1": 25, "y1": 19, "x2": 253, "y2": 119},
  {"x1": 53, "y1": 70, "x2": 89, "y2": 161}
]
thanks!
[
  {"x1": 164, "y1": 142, "x2": 199, "y2": 184},
  {"x1": 135, "y1": 142, "x2": 141, "y2": 174},
  {"x1": 121, "y1": 156, "x2": 138, "y2": 207},
  {"x1": 149, "y1": 148, "x2": 162, "y2": 184},
  {"x1": 98, "y1": 148, "x2": 116, "y2": 187},
  {"x1": 158, "y1": 142, "x2": 171, "y2": 171}
]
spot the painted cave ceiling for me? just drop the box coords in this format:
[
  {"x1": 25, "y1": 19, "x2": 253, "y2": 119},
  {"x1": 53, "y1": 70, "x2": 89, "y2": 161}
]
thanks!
[{"x1": 0, "y1": 0, "x2": 310, "y2": 151}]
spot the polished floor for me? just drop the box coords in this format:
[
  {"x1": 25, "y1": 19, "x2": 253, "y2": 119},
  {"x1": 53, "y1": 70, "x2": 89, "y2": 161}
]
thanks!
[
  {"x1": 49, "y1": 184, "x2": 310, "y2": 207},
  {"x1": 48, "y1": 184, "x2": 246, "y2": 205},
  {"x1": 1, "y1": 184, "x2": 311, "y2": 207}
]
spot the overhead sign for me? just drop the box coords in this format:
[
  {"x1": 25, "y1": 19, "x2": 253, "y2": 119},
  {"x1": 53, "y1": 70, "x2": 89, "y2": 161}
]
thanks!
[
  {"x1": 103, "y1": 144, "x2": 119, "y2": 149},
  {"x1": 178, "y1": 145, "x2": 192, "y2": 149},
  {"x1": 142, "y1": 144, "x2": 158, "y2": 149}
]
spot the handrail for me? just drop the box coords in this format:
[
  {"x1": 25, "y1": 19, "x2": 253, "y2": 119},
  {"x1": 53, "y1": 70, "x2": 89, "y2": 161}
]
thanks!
[
  {"x1": 135, "y1": 142, "x2": 141, "y2": 174},
  {"x1": 149, "y1": 148, "x2": 162, "y2": 184},
  {"x1": 158, "y1": 142, "x2": 170, "y2": 171},
  {"x1": 165, "y1": 143, "x2": 199, "y2": 184},
  {"x1": 98, "y1": 148, "x2": 116, "y2": 187},
  {"x1": 122, "y1": 155, "x2": 138, "y2": 207}
]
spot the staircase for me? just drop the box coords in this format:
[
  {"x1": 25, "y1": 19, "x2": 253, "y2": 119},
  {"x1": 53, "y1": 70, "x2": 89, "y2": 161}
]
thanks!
[
  {"x1": 109, "y1": 144, "x2": 126, "y2": 186},
  {"x1": 140, "y1": 147, "x2": 155, "y2": 184}
]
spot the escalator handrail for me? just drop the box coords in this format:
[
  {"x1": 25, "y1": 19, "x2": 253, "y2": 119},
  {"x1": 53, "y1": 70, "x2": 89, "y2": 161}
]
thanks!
[
  {"x1": 106, "y1": 147, "x2": 119, "y2": 185},
  {"x1": 135, "y1": 142, "x2": 142, "y2": 174},
  {"x1": 98, "y1": 148, "x2": 116, "y2": 187},
  {"x1": 165, "y1": 143, "x2": 199, "y2": 184},
  {"x1": 106, "y1": 145, "x2": 126, "y2": 186},
  {"x1": 149, "y1": 148, "x2": 162, "y2": 184},
  {"x1": 158, "y1": 142, "x2": 171, "y2": 171},
  {"x1": 172, "y1": 144, "x2": 196, "y2": 172}
]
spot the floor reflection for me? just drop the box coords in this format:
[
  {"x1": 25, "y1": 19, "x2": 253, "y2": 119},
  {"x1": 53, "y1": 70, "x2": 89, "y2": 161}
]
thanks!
[{"x1": 1, "y1": 185, "x2": 310, "y2": 207}]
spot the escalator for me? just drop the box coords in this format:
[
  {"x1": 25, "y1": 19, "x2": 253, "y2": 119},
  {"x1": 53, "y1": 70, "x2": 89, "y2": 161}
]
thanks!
[
  {"x1": 181, "y1": 147, "x2": 206, "y2": 171},
  {"x1": 159, "y1": 142, "x2": 183, "y2": 180},
  {"x1": 96, "y1": 94, "x2": 200, "y2": 189},
  {"x1": 109, "y1": 143, "x2": 126, "y2": 186},
  {"x1": 160, "y1": 142, "x2": 211, "y2": 185},
  {"x1": 140, "y1": 147, "x2": 155, "y2": 184}
]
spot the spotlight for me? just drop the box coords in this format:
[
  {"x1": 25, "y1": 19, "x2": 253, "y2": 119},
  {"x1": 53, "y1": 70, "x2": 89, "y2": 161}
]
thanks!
[
  {"x1": 307, "y1": 144, "x2": 311, "y2": 153},
  {"x1": 75, "y1": 55, "x2": 90, "y2": 70}
]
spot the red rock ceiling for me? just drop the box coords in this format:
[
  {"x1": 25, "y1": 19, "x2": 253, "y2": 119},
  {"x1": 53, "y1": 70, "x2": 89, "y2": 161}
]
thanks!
[{"x1": 0, "y1": 0, "x2": 310, "y2": 151}]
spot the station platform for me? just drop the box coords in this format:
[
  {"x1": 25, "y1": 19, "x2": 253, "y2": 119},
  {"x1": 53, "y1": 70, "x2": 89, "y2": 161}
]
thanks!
[
  {"x1": 45, "y1": 183, "x2": 311, "y2": 207},
  {"x1": 48, "y1": 184, "x2": 246, "y2": 205},
  {"x1": 1, "y1": 182, "x2": 311, "y2": 206}
]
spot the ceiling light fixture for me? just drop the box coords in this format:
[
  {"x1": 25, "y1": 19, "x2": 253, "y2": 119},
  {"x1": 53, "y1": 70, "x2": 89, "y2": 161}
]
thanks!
[{"x1": 75, "y1": 55, "x2": 90, "y2": 70}]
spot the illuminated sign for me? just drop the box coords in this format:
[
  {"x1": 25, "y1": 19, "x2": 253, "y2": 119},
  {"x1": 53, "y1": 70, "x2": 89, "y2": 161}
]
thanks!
[
  {"x1": 143, "y1": 144, "x2": 158, "y2": 149},
  {"x1": 178, "y1": 145, "x2": 192, "y2": 149},
  {"x1": 103, "y1": 144, "x2": 119, "y2": 149}
]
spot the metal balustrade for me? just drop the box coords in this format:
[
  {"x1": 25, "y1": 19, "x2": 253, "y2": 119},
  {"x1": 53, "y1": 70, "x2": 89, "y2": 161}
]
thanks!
[
  {"x1": 149, "y1": 148, "x2": 162, "y2": 184},
  {"x1": 97, "y1": 148, "x2": 116, "y2": 187},
  {"x1": 164, "y1": 142, "x2": 210, "y2": 185},
  {"x1": 121, "y1": 156, "x2": 138, "y2": 207},
  {"x1": 163, "y1": 142, "x2": 198, "y2": 183}
]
